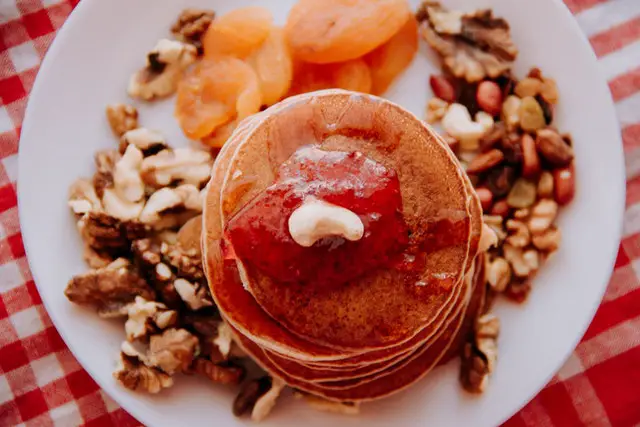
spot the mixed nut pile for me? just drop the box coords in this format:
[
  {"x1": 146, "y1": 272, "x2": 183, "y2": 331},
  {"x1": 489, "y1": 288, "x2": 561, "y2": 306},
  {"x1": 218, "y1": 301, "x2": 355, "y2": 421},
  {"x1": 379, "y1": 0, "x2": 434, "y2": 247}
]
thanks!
[{"x1": 417, "y1": 1, "x2": 575, "y2": 392}]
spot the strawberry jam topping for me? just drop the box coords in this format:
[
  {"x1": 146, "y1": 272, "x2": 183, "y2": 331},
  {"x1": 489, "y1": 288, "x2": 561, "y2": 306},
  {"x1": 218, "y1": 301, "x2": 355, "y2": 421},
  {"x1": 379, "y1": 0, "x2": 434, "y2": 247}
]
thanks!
[{"x1": 225, "y1": 145, "x2": 408, "y2": 289}]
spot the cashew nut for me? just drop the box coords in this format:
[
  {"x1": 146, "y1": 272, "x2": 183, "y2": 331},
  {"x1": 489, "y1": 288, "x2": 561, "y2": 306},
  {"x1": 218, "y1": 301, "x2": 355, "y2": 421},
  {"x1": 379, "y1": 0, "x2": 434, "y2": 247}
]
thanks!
[
  {"x1": 442, "y1": 103, "x2": 493, "y2": 149},
  {"x1": 288, "y1": 199, "x2": 364, "y2": 247}
]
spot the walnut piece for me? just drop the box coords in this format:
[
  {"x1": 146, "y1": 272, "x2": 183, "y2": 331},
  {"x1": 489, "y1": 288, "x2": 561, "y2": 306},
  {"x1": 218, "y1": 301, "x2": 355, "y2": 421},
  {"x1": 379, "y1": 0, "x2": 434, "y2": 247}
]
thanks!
[
  {"x1": 128, "y1": 39, "x2": 197, "y2": 101},
  {"x1": 486, "y1": 257, "x2": 511, "y2": 292},
  {"x1": 162, "y1": 242, "x2": 204, "y2": 282},
  {"x1": 213, "y1": 321, "x2": 233, "y2": 358},
  {"x1": 460, "y1": 313, "x2": 500, "y2": 393},
  {"x1": 139, "y1": 185, "x2": 203, "y2": 230},
  {"x1": 65, "y1": 258, "x2": 155, "y2": 311},
  {"x1": 131, "y1": 239, "x2": 183, "y2": 308},
  {"x1": 68, "y1": 178, "x2": 102, "y2": 216},
  {"x1": 503, "y1": 244, "x2": 539, "y2": 278},
  {"x1": 147, "y1": 328, "x2": 199, "y2": 375},
  {"x1": 174, "y1": 278, "x2": 213, "y2": 311},
  {"x1": 191, "y1": 358, "x2": 245, "y2": 385},
  {"x1": 141, "y1": 148, "x2": 213, "y2": 189},
  {"x1": 114, "y1": 144, "x2": 145, "y2": 203},
  {"x1": 528, "y1": 199, "x2": 558, "y2": 234},
  {"x1": 418, "y1": 3, "x2": 518, "y2": 82},
  {"x1": 125, "y1": 296, "x2": 178, "y2": 341},
  {"x1": 78, "y1": 211, "x2": 147, "y2": 256},
  {"x1": 532, "y1": 226, "x2": 561, "y2": 252},
  {"x1": 120, "y1": 128, "x2": 168, "y2": 157},
  {"x1": 251, "y1": 377, "x2": 286, "y2": 422},
  {"x1": 114, "y1": 349, "x2": 173, "y2": 394},
  {"x1": 426, "y1": 97, "x2": 449, "y2": 123},
  {"x1": 505, "y1": 219, "x2": 530, "y2": 248},
  {"x1": 93, "y1": 149, "x2": 119, "y2": 199},
  {"x1": 106, "y1": 104, "x2": 138, "y2": 137},
  {"x1": 171, "y1": 9, "x2": 215, "y2": 44}
]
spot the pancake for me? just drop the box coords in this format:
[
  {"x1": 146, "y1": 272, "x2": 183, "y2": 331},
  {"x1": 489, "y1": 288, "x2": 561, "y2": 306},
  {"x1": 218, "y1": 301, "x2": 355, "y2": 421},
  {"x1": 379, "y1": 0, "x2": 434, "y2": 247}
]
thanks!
[
  {"x1": 217, "y1": 90, "x2": 479, "y2": 351},
  {"x1": 229, "y1": 259, "x2": 483, "y2": 402},
  {"x1": 203, "y1": 91, "x2": 479, "y2": 362}
]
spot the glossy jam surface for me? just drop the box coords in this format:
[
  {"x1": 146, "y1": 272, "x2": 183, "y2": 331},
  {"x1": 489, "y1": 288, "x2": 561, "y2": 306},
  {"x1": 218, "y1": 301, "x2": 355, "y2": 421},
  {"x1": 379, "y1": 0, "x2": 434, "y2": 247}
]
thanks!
[{"x1": 225, "y1": 146, "x2": 408, "y2": 289}]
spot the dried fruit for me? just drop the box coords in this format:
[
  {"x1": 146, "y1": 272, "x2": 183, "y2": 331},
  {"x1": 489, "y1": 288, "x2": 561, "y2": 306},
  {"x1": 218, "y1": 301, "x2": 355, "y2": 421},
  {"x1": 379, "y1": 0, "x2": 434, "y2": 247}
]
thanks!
[
  {"x1": 247, "y1": 27, "x2": 293, "y2": 106},
  {"x1": 466, "y1": 149, "x2": 504, "y2": 174},
  {"x1": 486, "y1": 166, "x2": 516, "y2": 198},
  {"x1": 203, "y1": 7, "x2": 273, "y2": 58},
  {"x1": 537, "y1": 171, "x2": 554, "y2": 198},
  {"x1": 285, "y1": 0, "x2": 411, "y2": 64},
  {"x1": 536, "y1": 128, "x2": 574, "y2": 167},
  {"x1": 553, "y1": 165, "x2": 575, "y2": 206},
  {"x1": 518, "y1": 96, "x2": 545, "y2": 132},
  {"x1": 514, "y1": 77, "x2": 541, "y2": 98},
  {"x1": 540, "y1": 77, "x2": 559, "y2": 104},
  {"x1": 365, "y1": 17, "x2": 419, "y2": 95},
  {"x1": 506, "y1": 178, "x2": 536, "y2": 209},
  {"x1": 429, "y1": 75, "x2": 456, "y2": 103},
  {"x1": 175, "y1": 58, "x2": 261, "y2": 140},
  {"x1": 288, "y1": 59, "x2": 373, "y2": 95},
  {"x1": 521, "y1": 134, "x2": 541, "y2": 178},
  {"x1": 476, "y1": 81, "x2": 502, "y2": 116},
  {"x1": 501, "y1": 95, "x2": 521, "y2": 130}
]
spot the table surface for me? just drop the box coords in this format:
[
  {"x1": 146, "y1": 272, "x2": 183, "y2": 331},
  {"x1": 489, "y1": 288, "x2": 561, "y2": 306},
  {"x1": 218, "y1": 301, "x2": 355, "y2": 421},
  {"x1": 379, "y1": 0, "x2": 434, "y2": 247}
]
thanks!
[{"x1": 1, "y1": 0, "x2": 640, "y2": 426}]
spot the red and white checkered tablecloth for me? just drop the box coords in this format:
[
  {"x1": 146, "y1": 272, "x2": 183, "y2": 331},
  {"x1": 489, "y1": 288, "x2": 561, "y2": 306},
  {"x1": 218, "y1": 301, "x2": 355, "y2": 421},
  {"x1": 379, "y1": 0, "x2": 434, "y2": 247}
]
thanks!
[{"x1": 1, "y1": 0, "x2": 639, "y2": 425}]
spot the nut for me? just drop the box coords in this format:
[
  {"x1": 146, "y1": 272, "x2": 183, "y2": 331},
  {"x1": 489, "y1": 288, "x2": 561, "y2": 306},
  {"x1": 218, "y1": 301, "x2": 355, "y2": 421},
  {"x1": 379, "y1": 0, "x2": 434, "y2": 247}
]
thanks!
[
  {"x1": 486, "y1": 166, "x2": 516, "y2": 198},
  {"x1": 139, "y1": 185, "x2": 203, "y2": 229},
  {"x1": 486, "y1": 257, "x2": 511, "y2": 292},
  {"x1": 174, "y1": 278, "x2": 213, "y2": 310},
  {"x1": 479, "y1": 223, "x2": 498, "y2": 253},
  {"x1": 147, "y1": 328, "x2": 199, "y2": 375},
  {"x1": 514, "y1": 77, "x2": 542, "y2": 98},
  {"x1": 528, "y1": 199, "x2": 558, "y2": 234},
  {"x1": 128, "y1": 39, "x2": 197, "y2": 101},
  {"x1": 466, "y1": 149, "x2": 504, "y2": 174},
  {"x1": 102, "y1": 188, "x2": 145, "y2": 221},
  {"x1": 479, "y1": 122, "x2": 506, "y2": 152},
  {"x1": 501, "y1": 95, "x2": 521, "y2": 130},
  {"x1": 125, "y1": 296, "x2": 177, "y2": 341},
  {"x1": 426, "y1": 97, "x2": 449, "y2": 123},
  {"x1": 519, "y1": 96, "x2": 545, "y2": 131},
  {"x1": 65, "y1": 258, "x2": 155, "y2": 311},
  {"x1": 251, "y1": 377, "x2": 286, "y2": 421},
  {"x1": 532, "y1": 227, "x2": 561, "y2": 252},
  {"x1": 68, "y1": 178, "x2": 102, "y2": 216},
  {"x1": 93, "y1": 149, "x2": 119, "y2": 199},
  {"x1": 114, "y1": 349, "x2": 173, "y2": 394},
  {"x1": 476, "y1": 187, "x2": 493, "y2": 212},
  {"x1": 535, "y1": 128, "x2": 574, "y2": 167},
  {"x1": 535, "y1": 95, "x2": 553, "y2": 125},
  {"x1": 288, "y1": 199, "x2": 364, "y2": 247},
  {"x1": 537, "y1": 171, "x2": 554, "y2": 198},
  {"x1": 114, "y1": 144, "x2": 145, "y2": 203},
  {"x1": 106, "y1": 104, "x2": 139, "y2": 137},
  {"x1": 483, "y1": 214, "x2": 507, "y2": 243},
  {"x1": 120, "y1": 128, "x2": 168, "y2": 157},
  {"x1": 213, "y1": 322, "x2": 234, "y2": 359},
  {"x1": 141, "y1": 148, "x2": 213, "y2": 189},
  {"x1": 521, "y1": 134, "x2": 541, "y2": 178},
  {"x1": 553, "y1": 165, "x2": 575, "y2": 206},
  {"x1": 490, "y1": 200, "x2": 510, "y2": 218},
  {"x1": 171, "y1": 9, "x2": 215, "y2": 44},
  {"x1": 233, "y1": 377, "x2": 273, "y2": 417},
  {"x1": 429, "y1": 75, "x2": 456, "y2": 103},
  {"x1": 503, "y1": 244, "x2": 539, "y2": 278},
  {"x1": 540, "y1": 77, "x2": 559, "y2": 104},
  {"x1": 505, "y1": 219, "x2": 530, "y2": 247},
  {"x1": 442, "y1": 104, "x2": 493, "y2": 147},
  {"x1": 191, "y1": 358, "x2": 245, "y2": 386},
  {"x1": 177, "y1": 215, "x2": 203, "y2": 256},
  {"x1": 506, "y1": 178, "x2": 537, "y2": 208},
  {"x1": 476, "y1": 81, "x2": 502, "y2": 116}
]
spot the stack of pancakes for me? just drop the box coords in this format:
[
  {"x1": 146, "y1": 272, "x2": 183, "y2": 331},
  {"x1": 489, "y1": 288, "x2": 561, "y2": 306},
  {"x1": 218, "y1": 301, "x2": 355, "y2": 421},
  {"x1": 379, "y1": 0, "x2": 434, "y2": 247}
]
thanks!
[{"x1": 203, "y1": 89, "x2": 488, "y2": 402}]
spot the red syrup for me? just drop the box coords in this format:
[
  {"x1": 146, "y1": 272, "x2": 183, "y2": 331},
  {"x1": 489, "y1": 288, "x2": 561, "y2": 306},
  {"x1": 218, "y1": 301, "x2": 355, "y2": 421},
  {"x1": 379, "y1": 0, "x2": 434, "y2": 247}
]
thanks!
[{"x1": 224, "y1": 145, "x2": 409, "y2": 289}]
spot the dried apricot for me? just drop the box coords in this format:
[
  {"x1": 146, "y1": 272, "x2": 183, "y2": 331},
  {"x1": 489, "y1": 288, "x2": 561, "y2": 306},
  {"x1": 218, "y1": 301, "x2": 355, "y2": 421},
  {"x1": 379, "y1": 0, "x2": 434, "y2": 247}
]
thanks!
[
  {"x1": 247, "y1": 28, "x2": 293, "y2": 106},
  {"x1": 203, "y1": 7, "x2": 273, "y2": 58},
  {"x1": 288, "y1": 59, "x2": 372, "y2": 96},
  {"x1": 175, "y1": 57, "x2": 262, "y2": 140},
  {"x1": 285, "y1": 0, "x2": 411, "y2": 64},
  {"x1": 364, "y1": 16, "x2": 418, "y2": 95}
]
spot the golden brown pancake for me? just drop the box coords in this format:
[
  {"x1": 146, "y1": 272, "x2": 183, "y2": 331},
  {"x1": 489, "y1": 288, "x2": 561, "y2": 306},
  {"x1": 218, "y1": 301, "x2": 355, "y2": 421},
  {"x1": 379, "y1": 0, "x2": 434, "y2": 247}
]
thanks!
[{"x1": 217, "y1": 90, "x2": 479, "y2": 351}]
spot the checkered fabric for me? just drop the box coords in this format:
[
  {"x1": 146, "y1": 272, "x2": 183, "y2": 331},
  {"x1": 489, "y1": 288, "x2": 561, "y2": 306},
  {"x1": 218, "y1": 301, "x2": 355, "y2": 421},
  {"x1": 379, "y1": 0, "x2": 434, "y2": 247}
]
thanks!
[{"x1": 1, "y1": 0, "x2": 639, "y2": 425}]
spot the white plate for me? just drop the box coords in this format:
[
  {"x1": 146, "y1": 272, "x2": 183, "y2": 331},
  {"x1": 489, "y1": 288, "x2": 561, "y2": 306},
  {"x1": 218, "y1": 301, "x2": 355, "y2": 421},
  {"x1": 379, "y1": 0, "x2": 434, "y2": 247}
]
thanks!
[{"x1": 18, "y1": 0, "x2": 624, "y2": 426}]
